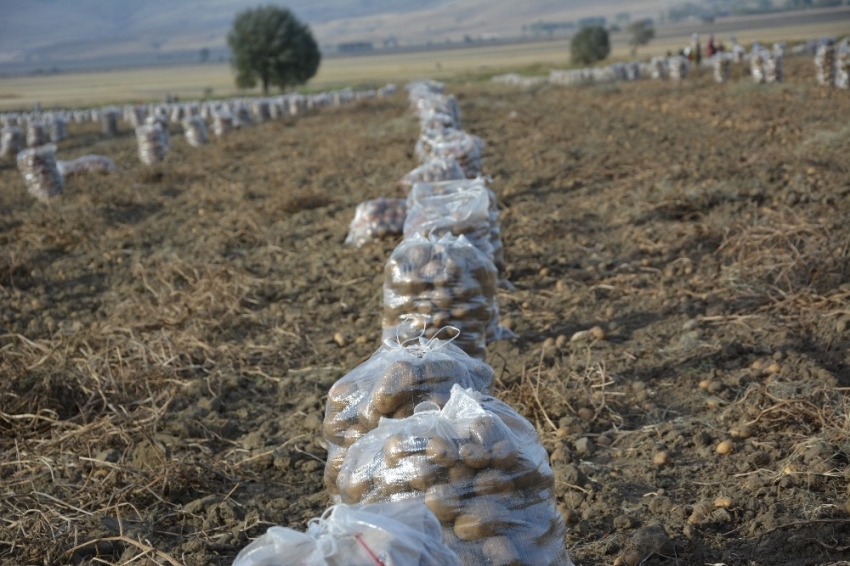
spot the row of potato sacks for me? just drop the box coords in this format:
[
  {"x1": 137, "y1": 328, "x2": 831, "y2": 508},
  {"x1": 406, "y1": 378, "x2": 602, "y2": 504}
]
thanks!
[
  {"x1": 815, "y1": 38, "x2": 850, "y2": 89},
  {"x1": 5, "y1": 87, "x2": 397, "y2": 202},
  {"x1": 234, "y1": 81, "x2": 572, "y2": 565},
  {"x1": 130, "y1": 86, "x2": 398, "y2": 166}
]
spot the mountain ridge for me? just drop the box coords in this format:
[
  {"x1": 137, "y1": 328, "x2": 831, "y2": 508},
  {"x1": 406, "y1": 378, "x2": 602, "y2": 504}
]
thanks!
[{"x1": 0, "y1": 0, "x2": 660, "y2": 68}]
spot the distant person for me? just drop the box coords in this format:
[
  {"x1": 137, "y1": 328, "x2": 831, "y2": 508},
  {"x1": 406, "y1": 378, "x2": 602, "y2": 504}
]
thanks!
[
  {"x1": 707, "y1": 34, "x2": 716, "y2": 57},
  {"x1": 692, "y1": 33, "x2": 702, "y2": 65}
]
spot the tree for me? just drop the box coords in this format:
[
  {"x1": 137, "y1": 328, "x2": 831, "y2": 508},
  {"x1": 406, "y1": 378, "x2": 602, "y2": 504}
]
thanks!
[
  {"x1": 199, "y1": 47, "x2": 210, "y2": 63},
  {"x1": 571, "y1": 25, "x2": 610, "y2": 65},
  {"x1": 627, "y1": 20, "x2": 656, "y2": 55},
  {"x1": 227, "y1": 5, "x2": 320, "y2": 95}
]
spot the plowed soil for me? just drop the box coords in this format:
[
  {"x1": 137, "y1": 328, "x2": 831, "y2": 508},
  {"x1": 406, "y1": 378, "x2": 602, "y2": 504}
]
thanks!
[{"x1": 2, "y1": 57, "x2": 850, "y2": 566}]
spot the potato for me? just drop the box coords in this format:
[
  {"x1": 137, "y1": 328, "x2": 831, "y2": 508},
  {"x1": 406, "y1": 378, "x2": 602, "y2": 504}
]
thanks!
[
  {"x1": 339, "y1": 467, "x2": 372, "y2": 502},
  {"x1": 468, "y1": 362, "x2": 494, "y2": 387},
  {"x1": 473, "y1": 469, "x2": 514, "y2": 496},
  {"x1": 376, "y1": 466, "x2": 411, "y2": 496},
  {"x1": 511, "y1": 464, "x2": 552, "y2": 491},
  {"x1": 424, "y1": 483, "x2": 464, "y2": 521},
  {"x1": 425, "y1": 436, "x2": 458, "y2": 467},
  {"x1": 422, "y1": 387, "x2": 449, "y2": 407},
  {"x1": 405, "y1": 245, "x2": 431, "y2": 269},
  {"x1": 371, "y1": 361, "x2": 418, "y2": 414},
  {"x1": 327, "y1": 380, "x2": 360, "y2": 412},
  {"x1": 407, "y1": 455, "x2": 443, "y2": 491},
  {"x1": 482, "y1": 536, "x2": 522, "y2": 566},
  {"x1": 323, "y1": 450, "x2": 345, "y2": 490},
  {"x1": 423, "y1": 327, "x2": 441, "y2": 340},
  {"x1": 429, "y1": 287, "x2": 453, "y2": 308},
  {"x1": 420, "y1": 359, "x2": 456, "y2": 385},
  {"x1": 453, "y1": 547, "x2": 485, "y2": 565},
  {"x1": 432, "y1": 271, "x2": 452, "y2": 288},
  {"x1": 445, "y1": 462, "x2": 474, "y2": 485},
  {"x1": 415, "y1": 300, "x2": 435, "y2": 315},
  {"x1": 489, "y1": 439, "x2": 519, "y2": 470},
  {"x1": 454, "y1": 514, "x2": 493, "y2": 541},
  {"x1": 357, "y1": 399, "x2": 382, "y2": 429},
  {"x1": 459, "y1": 443, "x2": 490, "y2": 469},
  {"x1": 431, "y1": 310, "x2": 451, "y2": 329},
  {"x1": 452, "y1": 279, "x2": 483, "y2": 302},
  {"x1": 469, "y1": 415, "x2": 502, "y2": 448},
  {"x1": 383, "y1": 434, "x2": 427, "y2": 467},
  {"x1": 453, "y1": 499, "x2": 505, "y2": 541},
  {"x1": 341, "y1": 424, "x2": 368, "y2": 447},
  {"x1": 421, "y1": 260, "x2": 445, "y2": 282}
]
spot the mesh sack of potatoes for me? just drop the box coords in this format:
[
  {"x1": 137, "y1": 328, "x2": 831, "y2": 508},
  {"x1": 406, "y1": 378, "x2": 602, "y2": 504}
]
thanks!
[
  {"x1": 251, "y1": 99, "x2": 271, "y2": 123},
  {"x1": 382, "y1": 233, "x2": 497, "y2": 361},
  {"x1": 17, "y1": 144, "x2": 64, "y2": 202},
  {"x1": 48, "y1": 115, "x2": 68, "y2": 143},
  {"x1": 815, "y1": 42, "x2": 836, "y2": 86},
  {"x1": 764, "y1": 53, "x2": 782, "y2": 83},
  {"x1": 712, "y1": 55, "x2": 731, "y2": 83},
  {"x1": 419, "y1": 109, "x2": 458, "y2": 134},
  {"x1": 378, "y1": 83, "x2": 398, "y2": 98},
  {"x1": 345, "y1": 198, "x2": 407, "y2": 247},
  {"x1": 153, "y1": 106, "x2": 169, "y2": 124},
  {"x1": 750, "y1": 50, "x2": 767, "y2": 83},
  {"x1": 213, "y1": 110, "x2": 235, "y2": 137},
  {"x1": 415, "y1": 130, "x2": 485, "y2": 178},
  {"x1": 400, "y1": 157, "x2": 466, "y2": 189},
  {"x1": 289, "y1": 95, "x2": 308, "y2": 116},
  {"x1": 234, "y1": 104, "x2": 253, "y2": 127},
  {"x1": 233, "y1": 502, "x2": 461, "y2": 566},
  {"x1": 101, "y1": 108, "x2": 120, "y2": 136},
  {"x1": 26, "y1": 120, "x2": 47, "y2": 147},
  {"x1": 182, "y1": 116, "x2": 208, "y2": 148},
  {"x1": 128, "y1": 105, "x2": 147, "y2": 127},
  {"x1": 135, "y1": 123, "x2": 169, "y2": 166},
  {"x1": 404, "y1": 180, "x2": 496, "y2": 266},
  {"x1": 406, "y1": 178, "x2": 505, "y2": 277},
  {"x1": 57, "y1": 155, "x2": 117, "y2": 178},
  {"x1": 667, "y1": 56, "x2": 688, "y2": 81},
  {"x1": 145, "y1": 113, "x2": 168, "y2": 131},
  {"x1": 1, "y1": 126, "x2": 25, "y2": 158},
  {"x1": 336, "y1": 385, "x2": 571, "y2": 566},
  {"x1": 170, "y1": 104, "x2": 185, "y2": 123},
  {"x1": 415, "y1": 93, "x2": 461, "y2": 128},
  {"x1": 406, "y1": 80, "x2": 445, "y2": 103},
  {"x1": 269, "y1": 99, "x2": 285, "y2": 119},
  {"x1": 835, "y1": 42, "x2": 849, "y2": 89},
  {"x1": 650, "y1": 56, "x2": 668, "y2": 79},
  {"x1": 323, "y1": 335, "x2": 494, "y2": 497}
]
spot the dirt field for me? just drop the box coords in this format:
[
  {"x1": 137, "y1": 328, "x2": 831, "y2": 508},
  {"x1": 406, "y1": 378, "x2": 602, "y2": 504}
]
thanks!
[{"x1": 2, "y1": 56, "x2": 850, "y2": 565}]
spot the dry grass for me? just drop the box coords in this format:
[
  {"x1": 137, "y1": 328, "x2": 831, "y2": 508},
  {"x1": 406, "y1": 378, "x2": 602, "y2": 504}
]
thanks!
[{"x1": 2, "y1": 56, "x2": 850, "y2": 565}]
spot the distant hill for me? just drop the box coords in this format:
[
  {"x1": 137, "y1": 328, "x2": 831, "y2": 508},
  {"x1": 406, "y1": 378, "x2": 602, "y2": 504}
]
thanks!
[{"x1": 0, "y1": 0, "x2": 660, "y2": 71}]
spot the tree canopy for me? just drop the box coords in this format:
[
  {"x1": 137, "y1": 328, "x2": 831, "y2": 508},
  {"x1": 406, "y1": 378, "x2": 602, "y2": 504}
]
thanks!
[
  {"x1": 227, "y1": 5, "x2": 321, "y2": 95},
  {"x1": 571, "y1": 25, "x2": 611, "y2": 65},
  {"x1": 628, "y1": 20, "x2": 656, "y2": 54}
]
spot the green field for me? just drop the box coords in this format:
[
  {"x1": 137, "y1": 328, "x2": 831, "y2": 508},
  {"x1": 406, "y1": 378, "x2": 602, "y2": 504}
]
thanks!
[{"x1": 0, "y1": 11, "x2": 847, "y2": 111}]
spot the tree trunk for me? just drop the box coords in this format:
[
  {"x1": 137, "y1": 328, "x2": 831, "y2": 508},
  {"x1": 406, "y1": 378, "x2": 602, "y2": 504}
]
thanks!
[{"x1": 262, "y1": 76, "x2": 269, "y2": 96}]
